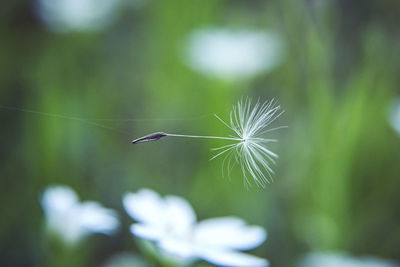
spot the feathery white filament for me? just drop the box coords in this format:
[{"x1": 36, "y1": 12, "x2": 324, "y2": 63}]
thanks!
[{"x1": 211, "y1": 98, "x2": 284, "y2": 187}]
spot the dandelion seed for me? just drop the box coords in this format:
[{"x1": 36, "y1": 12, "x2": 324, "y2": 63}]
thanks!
[{"x1": 132, "y1": 98, "x2": 285, "y2": 187}]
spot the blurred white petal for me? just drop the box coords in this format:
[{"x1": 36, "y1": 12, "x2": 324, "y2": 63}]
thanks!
[
  {"x1": 159, "y1": 237, "x2": 194, "y2": 259},
  {"x1": 41, "y1": 185, "x2": 119, "y2": 244},
  {"x1": 123, "y1": 189, "x2": 196, "y2": 234},
  {"x1": 185, "y1": 28, "x2": 284, "y2": 80},
  {"x1": 123, "y1": 189, "x2": 165, "y2": 225},
  {"x1": 388, "y1": 98, "x2": 400, "y2": 136},
  {"x1": 196, "y1": 247, "x2": 269, "y2": 267},
  {"x1": 130, "y1": 224, "x2": 165, "y2": 241},
  {"x1": 41, "y1": 186, "x2": 78, "y2": 215},
  {"x1": 299, "y1": 252, "x2": 399, "y2": 267},
  {"x1": 102, "y1": 253, "x2": 150, "y2": 267},
  {"x1": 164, "y1": 195, "x2": 196, "y2": 230},
  {"x1": 194, "y1": 217, "x2": 267, "y2": 250},
  {"x1": 79, "y1": 202, "x2": 119, "y2": 235},
  {"x1": 35, "y1": 0, "x2": 121, "y2": 33}
]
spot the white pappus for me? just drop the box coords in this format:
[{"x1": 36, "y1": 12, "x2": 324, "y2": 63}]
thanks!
[{"x1": 132, "y1": 98, "x2": 285, "y2": 187}]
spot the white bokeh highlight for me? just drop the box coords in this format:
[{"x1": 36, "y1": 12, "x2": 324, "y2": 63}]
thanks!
[
  {"x1": 185, "y1": 27, "x2": 284, "y2": 80},
  {"x1": 388, "y1": 98, "x2": 400, "y2": 136},
  {"x1": 299, "y1": 252, "x2": 399, "y2": 267},
  {"x1": 35, "y1": 0, "x2": 121, "y2": 33},
  {"x1": 41, "y1": 185, "x2": 119, "y2": 244},
  {"x1": 123, "y1": 188, "x2": 268, "y2": 267}
]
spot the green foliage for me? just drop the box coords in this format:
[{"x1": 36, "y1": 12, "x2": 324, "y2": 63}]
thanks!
[{"x1": 0, "y1": 0, "x2": 399, "y2": 266}]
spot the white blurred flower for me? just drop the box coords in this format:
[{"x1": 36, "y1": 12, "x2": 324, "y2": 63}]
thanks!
[
  {"x1": 41, "y1": 185, "x2": 119, "y2": 244},
  {"x1": 102, "y1": 253, "x2": 150, "y2": 267},
  {"x1": 388, "y1": 98, "x2": 400, "y2": 136},
  {"x1": 299, "y1": 252, "x2": 399, "y2": 267},
  {"x1": 185, "y1": 27, "x2": 284, "y2": 80},
  {"x1": 123, "y1": 188, "x2": 268, "y2": 267},
  {"x1": 35, "y1": 0, "x2": 121, "y2": 33}
]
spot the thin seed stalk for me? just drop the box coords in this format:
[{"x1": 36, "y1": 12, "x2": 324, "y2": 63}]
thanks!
[
  {"x1": 166, "y1": 133, "x2": 243, "y2": 141},
  {"x1": 131, "y1": 132, "x2": 243, "y2": 144}
]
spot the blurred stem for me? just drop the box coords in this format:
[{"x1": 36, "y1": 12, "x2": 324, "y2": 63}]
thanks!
[
  {"x1": 138, "y1": 240, "x2": 191, "y2": 267},
  {"x1": 45, "y1": 234, "x2": 87, "y2": 267},
  {"x1": 161, "y1": 260, "x2": 181, "y2": 267}
]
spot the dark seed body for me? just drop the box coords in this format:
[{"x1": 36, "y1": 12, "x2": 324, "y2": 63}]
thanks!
[{"x1": 131, "y1": 132, "x2": 167, "y2": 144}]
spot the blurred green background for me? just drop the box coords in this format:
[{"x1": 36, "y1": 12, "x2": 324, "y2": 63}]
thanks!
[{"x1": 1, "y1": 0, "x2": 400, "y2": 266}]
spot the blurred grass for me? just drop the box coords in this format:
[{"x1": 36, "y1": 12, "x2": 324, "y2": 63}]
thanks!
[{"x1": 1, "y1": 0, "x2": 400, "y2": 266}]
